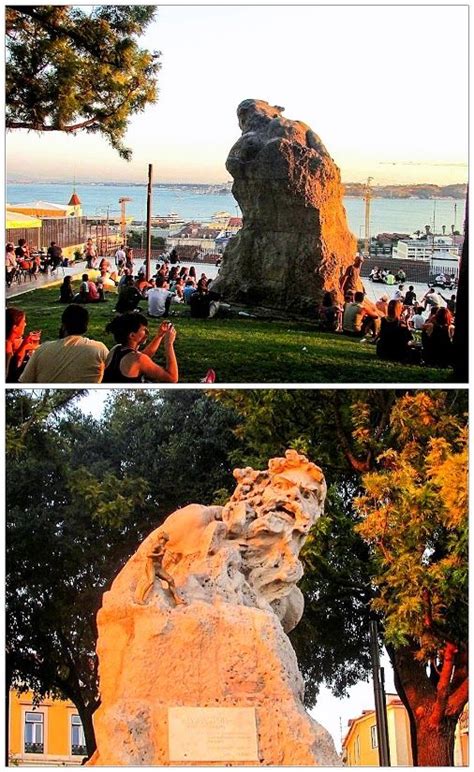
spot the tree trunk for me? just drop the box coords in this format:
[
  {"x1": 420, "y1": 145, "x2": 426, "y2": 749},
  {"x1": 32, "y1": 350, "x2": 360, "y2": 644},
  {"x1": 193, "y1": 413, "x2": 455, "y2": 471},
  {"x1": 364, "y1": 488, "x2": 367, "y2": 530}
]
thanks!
[
  {"x1": 78, "y1": 703, "x2": 97, "y2": 760},
  {"x1": 389, "y1": 644, "x2": 467, "y2": 767},
  {"x1": 5, "y1": 658, "x2": 14, "y2": 766},
  {"x1": 414, "y1": 713, "x2": 457, "y2": 767}
]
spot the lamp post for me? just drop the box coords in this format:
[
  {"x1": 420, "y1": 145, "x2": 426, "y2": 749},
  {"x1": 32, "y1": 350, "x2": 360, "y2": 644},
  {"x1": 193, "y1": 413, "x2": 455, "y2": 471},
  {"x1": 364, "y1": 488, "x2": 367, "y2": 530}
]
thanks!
[
  {"x1": 369, "y1": 620, "x2": 391, "y2": 766},
  {"x1": 146, "y1": 164, "x2": 153, "y2": 281}
]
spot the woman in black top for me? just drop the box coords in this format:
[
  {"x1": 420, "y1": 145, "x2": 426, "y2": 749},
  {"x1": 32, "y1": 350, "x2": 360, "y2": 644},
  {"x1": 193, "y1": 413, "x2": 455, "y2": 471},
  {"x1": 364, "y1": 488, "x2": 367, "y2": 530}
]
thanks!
[
  {"x1": 422, "y1": 307, "x2": 454, "y2": 368},
  {"x1": 376, "y1": 299, "x2": 413, "y2": 362},
  {"x1": 59, "y1": 276, "x2": 74, "y2": 303},
  {"x1": 103, "y1": 313, "x2": 178, "y2": 383}
]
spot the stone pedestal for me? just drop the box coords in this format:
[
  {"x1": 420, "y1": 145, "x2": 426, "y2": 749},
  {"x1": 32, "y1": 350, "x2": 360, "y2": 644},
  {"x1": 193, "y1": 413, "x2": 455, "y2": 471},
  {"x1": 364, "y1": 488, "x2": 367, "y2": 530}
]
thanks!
[
  {"x1": 90, "y1": 601, "x2": 339, "y2": 765},
  {"x1": 88, "y1": 452, "x2": 340, "y2": 766}
]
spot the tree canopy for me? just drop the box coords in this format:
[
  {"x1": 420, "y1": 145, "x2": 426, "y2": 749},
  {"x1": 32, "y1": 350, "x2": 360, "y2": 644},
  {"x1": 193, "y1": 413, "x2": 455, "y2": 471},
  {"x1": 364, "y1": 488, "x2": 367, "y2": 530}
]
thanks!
[
  {"x1": 5, "y1": 6, "x2": 160, "y2": 158},
  {"x1": 6, "y1": 389, "x2": 239, "y2": 757}
]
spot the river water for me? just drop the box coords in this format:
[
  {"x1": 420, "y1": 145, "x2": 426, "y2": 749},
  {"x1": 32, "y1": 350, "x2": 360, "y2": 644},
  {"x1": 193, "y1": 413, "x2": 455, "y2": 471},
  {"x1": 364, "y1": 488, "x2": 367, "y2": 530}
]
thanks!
[{"x1": 6, "y1": 182, "x2": 465, "y2": 237}]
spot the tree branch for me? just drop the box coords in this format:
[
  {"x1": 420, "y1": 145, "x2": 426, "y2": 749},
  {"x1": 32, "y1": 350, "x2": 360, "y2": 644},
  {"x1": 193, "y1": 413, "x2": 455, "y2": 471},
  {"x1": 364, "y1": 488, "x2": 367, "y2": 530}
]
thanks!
[
  {"x1": 333, "y1": 395, "x2": 371, "y2": 473},
  {"x1": 8, "y1": 6, "x2": 122, "y2": 68}
]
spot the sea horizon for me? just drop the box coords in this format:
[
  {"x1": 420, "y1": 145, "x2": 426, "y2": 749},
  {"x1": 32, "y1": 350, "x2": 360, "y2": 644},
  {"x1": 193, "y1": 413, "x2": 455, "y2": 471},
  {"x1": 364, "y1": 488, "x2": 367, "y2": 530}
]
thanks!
[{"x1": 6, "y1": 181, "x2": 467, "y2": 237}]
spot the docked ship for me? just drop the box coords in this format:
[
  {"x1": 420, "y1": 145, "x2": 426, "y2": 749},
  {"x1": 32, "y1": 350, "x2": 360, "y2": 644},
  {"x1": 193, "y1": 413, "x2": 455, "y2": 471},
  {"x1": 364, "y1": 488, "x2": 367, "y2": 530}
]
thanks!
[{"x1": 151, "y1": 212, "x2": 184, "y2": 227}]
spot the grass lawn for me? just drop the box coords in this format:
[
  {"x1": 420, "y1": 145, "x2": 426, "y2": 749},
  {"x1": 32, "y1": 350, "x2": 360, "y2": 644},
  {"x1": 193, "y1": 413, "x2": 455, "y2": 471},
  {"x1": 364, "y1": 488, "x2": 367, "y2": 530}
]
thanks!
[{"x1": 7, "y1": 282, "x2": 455, "y2": 384}]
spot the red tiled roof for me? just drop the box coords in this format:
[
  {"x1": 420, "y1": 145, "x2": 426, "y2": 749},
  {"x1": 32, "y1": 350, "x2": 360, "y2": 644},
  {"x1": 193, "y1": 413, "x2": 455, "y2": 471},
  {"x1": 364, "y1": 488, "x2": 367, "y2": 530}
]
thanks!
[{"x1": 68, "y1": 192, "x2": 81, "y2": 205}]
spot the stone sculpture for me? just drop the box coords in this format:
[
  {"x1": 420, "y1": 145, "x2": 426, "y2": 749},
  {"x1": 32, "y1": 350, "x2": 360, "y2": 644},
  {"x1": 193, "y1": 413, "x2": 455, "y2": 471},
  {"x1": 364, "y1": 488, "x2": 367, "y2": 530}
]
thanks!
[
  {"x1": 211, "y1": 99, "x2": 358, "y2": 314},
  {"x1": 134, "y1": 533, "x2": 185, "y2": 606},
  {"x1": 88, "y1": 451, "x2": 340, "y2": 766}
]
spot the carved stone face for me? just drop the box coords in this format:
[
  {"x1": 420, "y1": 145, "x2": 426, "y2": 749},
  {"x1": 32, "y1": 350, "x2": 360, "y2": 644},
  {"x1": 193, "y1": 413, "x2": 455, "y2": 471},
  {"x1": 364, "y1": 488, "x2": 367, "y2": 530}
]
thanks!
[{"x1": 221, "y1": 451, "x2": 326, "y2": 618}]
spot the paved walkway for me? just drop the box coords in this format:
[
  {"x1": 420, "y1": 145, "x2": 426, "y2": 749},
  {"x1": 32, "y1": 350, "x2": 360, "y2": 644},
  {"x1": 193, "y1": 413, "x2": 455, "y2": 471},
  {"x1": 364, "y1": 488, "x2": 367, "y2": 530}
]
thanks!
[
  {"x1": 6, "y1": 261, "x2": 88, "y2": 300},
  {"x1": 6, "y1": 262, "x2": 444, "y2": 309}
]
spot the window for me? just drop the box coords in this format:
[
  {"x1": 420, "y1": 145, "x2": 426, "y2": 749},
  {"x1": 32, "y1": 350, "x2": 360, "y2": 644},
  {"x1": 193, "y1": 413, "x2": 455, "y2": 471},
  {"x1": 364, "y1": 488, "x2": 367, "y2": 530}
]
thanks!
[
  {"x1": 371, "y1": 724, "x2": 379, "y2": 749},
  {"x1": 354, "y1": 735, "x2": 360, "y2": 762},
  {"x1": 71, "y1": 714, "x2": 87, "y2": 756},
  {"x1": 24, "y1": 711, "x2": 44, "y2": 754}
]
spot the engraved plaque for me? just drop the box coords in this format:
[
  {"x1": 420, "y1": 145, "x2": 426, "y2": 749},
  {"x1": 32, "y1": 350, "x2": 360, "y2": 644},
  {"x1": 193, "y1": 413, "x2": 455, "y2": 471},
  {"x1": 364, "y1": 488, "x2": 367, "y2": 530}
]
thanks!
[{"x1": 168, "y1": 707, "x2": 259, "y2": 762}]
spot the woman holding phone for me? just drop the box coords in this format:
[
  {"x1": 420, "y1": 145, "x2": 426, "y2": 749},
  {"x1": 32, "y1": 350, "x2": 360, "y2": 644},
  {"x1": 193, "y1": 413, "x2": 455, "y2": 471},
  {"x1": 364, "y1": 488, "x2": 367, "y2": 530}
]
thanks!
[{"x1": 102, "y1": 313, "x2": 178, "y2": 383}]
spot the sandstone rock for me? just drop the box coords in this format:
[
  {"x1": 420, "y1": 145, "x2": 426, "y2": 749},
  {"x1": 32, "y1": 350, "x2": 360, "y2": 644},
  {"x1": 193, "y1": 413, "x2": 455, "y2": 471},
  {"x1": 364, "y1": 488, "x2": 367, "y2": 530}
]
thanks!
[
  {"x1": 88, "y1": 451, "x2": 340, "y2": 766},
  {"x1": 211, "y1": 99, "x2": 357, "y2": 313}
]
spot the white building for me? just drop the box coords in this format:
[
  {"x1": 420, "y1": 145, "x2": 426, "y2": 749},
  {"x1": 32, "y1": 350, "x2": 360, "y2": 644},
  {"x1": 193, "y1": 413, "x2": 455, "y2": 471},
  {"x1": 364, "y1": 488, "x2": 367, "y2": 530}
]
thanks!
[{"x1": 392, "y1": 235, "x2": 460, "y2": 261}]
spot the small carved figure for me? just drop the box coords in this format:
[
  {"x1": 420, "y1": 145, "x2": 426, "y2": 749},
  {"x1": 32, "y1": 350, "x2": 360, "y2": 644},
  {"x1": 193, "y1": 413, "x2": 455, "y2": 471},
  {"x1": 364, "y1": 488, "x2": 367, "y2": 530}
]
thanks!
[{"x1": 134, "y1": 533, "x2": 185, "y2": 606}]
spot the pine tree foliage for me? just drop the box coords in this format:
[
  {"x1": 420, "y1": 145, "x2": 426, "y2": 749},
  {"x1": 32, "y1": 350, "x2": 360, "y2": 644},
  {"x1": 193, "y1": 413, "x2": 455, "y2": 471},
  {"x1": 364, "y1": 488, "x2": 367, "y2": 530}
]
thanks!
[
  {"x1": 6, "y1": 6, "x2": 160, "y2": 158},
  {"x1": 356, "y1": 392, "x2": 467, "y2": 656}
]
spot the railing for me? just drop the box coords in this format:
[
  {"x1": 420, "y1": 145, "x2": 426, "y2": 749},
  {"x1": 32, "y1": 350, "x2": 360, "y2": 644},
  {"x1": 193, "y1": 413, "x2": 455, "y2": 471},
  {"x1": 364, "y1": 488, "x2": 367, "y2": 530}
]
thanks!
[
  {"x1": 24, "y1": 742, "x2": 44, "y2": 754},
  {"x1": 72, "y1": 744, "x2": 87, "y2": 756}
]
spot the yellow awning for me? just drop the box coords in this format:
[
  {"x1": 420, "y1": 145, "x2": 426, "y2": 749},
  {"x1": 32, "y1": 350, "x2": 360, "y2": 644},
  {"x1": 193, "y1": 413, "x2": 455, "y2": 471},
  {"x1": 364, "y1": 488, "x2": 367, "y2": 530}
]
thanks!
[
  {"x1": 6, "y1": 210, "x2": 42, "y2": 229},
  {"x1": 7, "y1": 200, "x2": 69, "y2": 218}
]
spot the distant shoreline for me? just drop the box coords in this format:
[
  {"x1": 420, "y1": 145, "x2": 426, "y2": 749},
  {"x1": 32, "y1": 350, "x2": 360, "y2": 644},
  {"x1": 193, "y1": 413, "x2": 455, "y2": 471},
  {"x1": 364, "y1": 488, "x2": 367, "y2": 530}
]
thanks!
[{"x1": 6, "y1": 180, "x2": 468, "y2": 200}]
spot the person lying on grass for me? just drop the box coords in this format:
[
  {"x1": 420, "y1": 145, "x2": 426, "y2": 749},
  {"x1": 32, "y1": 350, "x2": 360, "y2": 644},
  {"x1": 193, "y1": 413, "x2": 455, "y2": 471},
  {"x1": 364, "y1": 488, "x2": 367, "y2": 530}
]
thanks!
[{"x1": 102, "y1": 313, "x2": 178, "y2": 384}]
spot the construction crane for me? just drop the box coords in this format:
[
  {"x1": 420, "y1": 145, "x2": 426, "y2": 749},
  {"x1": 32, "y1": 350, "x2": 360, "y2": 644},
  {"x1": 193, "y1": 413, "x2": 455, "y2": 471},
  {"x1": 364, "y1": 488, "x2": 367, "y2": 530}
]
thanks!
[
  {"x1": 364, "y1": 177, "x2": 373, "y2": 257},
  {"x1": 118, "y1": 197, "x2": 132, "y2": 244}
]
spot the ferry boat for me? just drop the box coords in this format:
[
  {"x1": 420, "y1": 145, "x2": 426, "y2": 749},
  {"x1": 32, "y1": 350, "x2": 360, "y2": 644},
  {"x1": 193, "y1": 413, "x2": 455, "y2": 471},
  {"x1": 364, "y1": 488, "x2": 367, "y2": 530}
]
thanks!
[{"x1": 151, "y1": 212, "x2": 183, "y2": 227}]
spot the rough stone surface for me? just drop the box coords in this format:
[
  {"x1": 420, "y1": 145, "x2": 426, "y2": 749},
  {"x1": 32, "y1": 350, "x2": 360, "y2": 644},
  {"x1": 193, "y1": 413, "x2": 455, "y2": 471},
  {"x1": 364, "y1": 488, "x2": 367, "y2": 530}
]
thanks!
[
  {"x1": 88, "y1": 451, "x2": 340, "y2": 766},
  {"x1": 211, "y1": 99, "x2": 357, "y2": 313}
]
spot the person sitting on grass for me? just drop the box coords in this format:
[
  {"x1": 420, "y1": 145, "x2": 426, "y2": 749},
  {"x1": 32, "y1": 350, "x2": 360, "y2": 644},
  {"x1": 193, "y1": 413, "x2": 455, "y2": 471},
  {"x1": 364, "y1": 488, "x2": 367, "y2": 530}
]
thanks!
[
  {"x1": 115, "y1": 275, "x2": 142, "y2": 313},
  {"x1": 59, "y1": 276, "x2": 74, "y2": 303},
  {"x1": 76, "y1": 273, "x2": 104, "y2": 303},
  {"x1": 410, "y1": 306, "x2": 426, "y2": 331},
  {"x1": 421, "y1": 307, "x2": 454, "y2": 368},
  {"x1": 183, "y1": 278, "x2": 197, "y2": 304},
  {"x1": 403, "y1": 285, "x2": 417, "y2": 308},
  {"x1": 188, "y1": 266, "x2": 197, "y2": 287},
  {"x1": 18, "y1": 305, "x2": 109, "y2": 384},
  {"x1": 343, "y1": 291, "x2": 381, "y2": 338},
  {"x1": 173, "y1": 277, "x2": 185, "y2": 302},
  {"x1": 319, "y1": 291, "x2": 343, "y2": 332},
  {"x1": 6, "y1": 308, "x2": 41, "y2": 382},
  {"x1": 148, "y1": 276, "x2": 174, "y2": 318},
  {"x1": 103, "y1": 314, "x2": 178, "y2": 383},
  {"x1": 376, "y1": 299, "x2": 415, "y2": 363},
  {"x1": 135, "y1": 274, "x2": 152, "y2": 296},
  {"x1": 392, "y1": 284, "x2": 405, "y2": 301},
  {"x1": 421, "y1": 287, "x2": 443, "y2": 311},
  {"x1": 375, "y1": 293, "x2": 389, "y2": 316},
  {"x1": 190, "y1": 278, "x2": 212, "y2": 319},
  {"x1": 439, "y1": 292, "x2": 457, "y2": 315}
]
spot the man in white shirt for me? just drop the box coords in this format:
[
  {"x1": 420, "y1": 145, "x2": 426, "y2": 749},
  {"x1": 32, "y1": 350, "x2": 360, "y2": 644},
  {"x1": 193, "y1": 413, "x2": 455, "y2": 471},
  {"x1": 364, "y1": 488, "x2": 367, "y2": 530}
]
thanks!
[
  {"x1": 147, "y1": 276, "x2": 173, "y2": 318},
  {"x1": 422, "y1": 288, "x2": 443, "y2": 310},
  {"x1": 115, "y1": 245, "x2": 126, "y2": 273},
  {"x1": 411, "y1": 306, "x2": 426, "y2": 331},
  {"x1": 393, "y1": 284, "x2": 405, "y2": 301},
  {"x1": 19, "y1": 305, "x2": 109, "y2": 383}
]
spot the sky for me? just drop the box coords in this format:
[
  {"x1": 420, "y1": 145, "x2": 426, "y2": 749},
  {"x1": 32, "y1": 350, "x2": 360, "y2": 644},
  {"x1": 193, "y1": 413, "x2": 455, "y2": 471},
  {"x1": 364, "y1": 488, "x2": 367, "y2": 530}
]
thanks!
[
  {"x1": 6, "y1": 4, "x2": 468, "y2": 186},
  {"x1": 78, "y1": 387, "x2": 396, "y2": 754}
]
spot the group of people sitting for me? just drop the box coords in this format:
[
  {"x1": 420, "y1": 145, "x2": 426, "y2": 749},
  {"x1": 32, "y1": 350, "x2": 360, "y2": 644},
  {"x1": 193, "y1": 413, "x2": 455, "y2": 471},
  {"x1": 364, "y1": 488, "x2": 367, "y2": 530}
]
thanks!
[
  {"x1": 6, "y1": 239, "x2": 67, "y2": 286},
  {"x1": 369, "y1": 266, "x2": 407, "y2": 285},
  {"x1": 86, "y1": 260, "x2": 225, "y2": 320},
  {"x1": 6, "y1": 304, "x2": 179, "y2": 384},
  {"x1": 6, "y1": 256, "x2": 225, "y2": 384},
  {"x1": 317, "y1": 282, "x2": 456, "y2": 368}
]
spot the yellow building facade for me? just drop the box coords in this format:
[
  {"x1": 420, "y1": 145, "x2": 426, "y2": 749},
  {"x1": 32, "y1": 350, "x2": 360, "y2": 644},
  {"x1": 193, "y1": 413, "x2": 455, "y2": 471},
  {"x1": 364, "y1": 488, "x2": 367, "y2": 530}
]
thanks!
[
  {"x1": 9, "y1": 690, "x2": 87, "y2": 766},
  {"x1": 343, "y1": 694, "x2": 469, "y2": 767}
]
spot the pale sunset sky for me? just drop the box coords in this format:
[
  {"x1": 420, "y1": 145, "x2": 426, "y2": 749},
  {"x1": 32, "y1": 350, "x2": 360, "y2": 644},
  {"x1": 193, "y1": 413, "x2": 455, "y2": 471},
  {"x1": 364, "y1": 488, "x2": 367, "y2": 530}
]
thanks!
[{"x1": 6, "y1": 4, "x2": 468, "y2": 187}]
